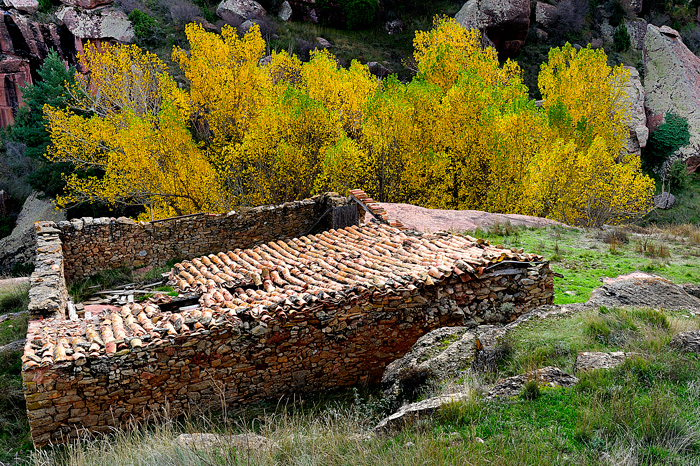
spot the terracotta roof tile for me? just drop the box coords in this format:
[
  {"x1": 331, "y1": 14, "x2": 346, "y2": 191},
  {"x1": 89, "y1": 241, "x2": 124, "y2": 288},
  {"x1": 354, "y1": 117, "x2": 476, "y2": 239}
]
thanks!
[{"x1": 22, "y1": 223, "x2": 543, "y2": 368}]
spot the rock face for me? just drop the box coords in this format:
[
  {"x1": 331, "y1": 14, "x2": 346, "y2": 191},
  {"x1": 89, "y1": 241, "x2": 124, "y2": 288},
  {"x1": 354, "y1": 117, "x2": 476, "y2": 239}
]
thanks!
[
  {"x1": 621, "y1": 0, "x2": 642, "y2": 15},
  {"x1": 4, "y1": 0, "x2": 39, "y2": 14},
  {"x1": 621, "y1": 66, "x2": 648, "y2": 158},
  {"x1": 216, "y1": 0, "x2": 266, "y2": 25},
  {"x1": 455, "y1": 0, "x2": 531, "y2": 57},
  {"x1": 625, "y1": 18, "x2": 647, "y2": 51},
  {"x1": 382, "y1": 327, "x2": 476, "y2": 404},
  {"x1": 486, "y1": 366, "x2": 579, "y2": 400},
  {"x1": 574, "y1": 351, "x2": 632, "y2": 373},
  {"x1": 61, "y1": 0, "x2": 113, "y2": 9},
  {"x1": 0, "y1": 10, "x2": 77, "y2": 126},
  {"x1": 535, "y1": 1, "x2": 556, "y2": 28},
  {"x1": 375, "y1": 393, "x2": 471, "y2": 432},
  {"x1": 644, "y1": 24, "x2": 700, "y2": 160},
  {"x1": 0, "y1": 192, "x2": 65, "y2": 276},
  {"x1": 56, "y1": 6, "x2": 135, "y2": 43},
  {"x1": 669, "y1": 331, "x2": 700, "y2": 353},
  {"x1": 588, "y1": 272, "x2": 700, "y2": 311}
]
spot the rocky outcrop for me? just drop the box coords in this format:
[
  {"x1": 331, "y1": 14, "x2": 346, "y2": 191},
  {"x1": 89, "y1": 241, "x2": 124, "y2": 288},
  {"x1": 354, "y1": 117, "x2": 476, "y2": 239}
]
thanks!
[
  {"x1": 455, "y1": 0, "x2": 530, "y2": 57},
  {"x1": 278, "y1": 0, "x2": 292, "y2": 21},
  {"x1": 0, "y1": 192, "x2": 66, "y2": 276},
  {"x1": 61, "y1": 0, "x2": 113, "y2": 9},
  {"x1": 654, "y1": 191, "x2": 675, "y2": 209},
  {"x1": 375, "y1": 393, "x2": 470, "y2": 432},
  {"x1": 621, "y1": 66, "x2": 648, "y2": 158},
  {"x1": 644, "y1": 24, "x2": 700, "y2": 160},
  {"x1": 587, "y1": 272, "x2": 700, "y2": 311},
  {"x1": 625, "y1": 18, "x2": 647, "y2": 51},
  {"x1": 0, "y1": 55, "x2": 31, "y2": 127},
  {"x1": 574, "y1": 351, "x2": 633, "y2": 373},
  {"x1": 0, "y1": 10, "x2": 77, "y2": 125},
  {"x1": 382, "y1": 327, "x2": 476, "y2": 404},
  {"x1": 486, "y1": 366, "x2": 578, "y2": 399},
  {"x1": 669, "y1": 331, "x2": 700, "y2": 353},
  {"x1": 216, "y1": 0, "x2": 266, "y2": 25},
  {"x1": 4, "y1": 0, "x2": 38, "y2": 14},
  {"x1": 535, "y1": 1, "x2": 556, "y2": 29},
  {"x1": 287, "y1": 0, "x2": 318, "y2": 23},
  {"x1": 621, "y1": 0, "x2": 642, "y2": 16},
  {"x1": 56, "y1": 6, "x2": 134, "y2": 43}
]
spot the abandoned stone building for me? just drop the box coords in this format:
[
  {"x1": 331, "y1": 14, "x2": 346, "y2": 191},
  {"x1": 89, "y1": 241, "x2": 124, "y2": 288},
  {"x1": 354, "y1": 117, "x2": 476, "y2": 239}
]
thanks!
[{"x1": 21, "y1": 190, "x2": 555, "y2": 446}]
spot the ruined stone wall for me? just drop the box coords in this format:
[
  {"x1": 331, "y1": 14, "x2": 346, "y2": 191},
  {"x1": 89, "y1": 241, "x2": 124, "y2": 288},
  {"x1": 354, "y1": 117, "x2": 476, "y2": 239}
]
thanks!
[
  {"x1": 57, "y1": 193, "x2": 349, "y2": 281},
  {"x1": 28, "y1": 222, "x2": 69, "y2": 319},
  {"x1": 23, "y1": 264, "x2": 553, "y2": 446}
]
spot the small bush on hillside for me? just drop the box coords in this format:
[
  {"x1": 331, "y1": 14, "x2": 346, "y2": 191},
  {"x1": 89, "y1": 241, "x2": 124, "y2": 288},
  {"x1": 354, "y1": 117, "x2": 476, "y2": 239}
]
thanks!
[
  {"x1": 38, "y1": 0, "x2": 51, "y2": 12},
  {"x1": 521, "y1": 380, "x2": 540, "y2": 400},
  {"x1": 128, "y1": 9, "x2": 158, "y2": 40},
  {"x1": 667, "y1": 159, "x2": 691, "y2": 192},
  {"x1": 613, "y1": 23, "x2": 631, "y2": 52}
]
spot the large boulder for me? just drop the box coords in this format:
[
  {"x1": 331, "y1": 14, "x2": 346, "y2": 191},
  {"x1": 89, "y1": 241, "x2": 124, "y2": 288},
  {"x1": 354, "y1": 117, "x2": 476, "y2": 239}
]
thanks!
[
  {"x1": 644, "y1": 24, "x2": 700, "y2": 160},
  {"x1": 216, "y1": 0, "x2": 266, "y2": 25},
  {"x1": 625, "y1": 18, "x2": 647, "y2": 51},
  {"x1": 587, "y1": 272, "x2": 700, "y2": 311},
  {"x1": 382, "y1": 327, "x2": 476, "y2": 405},
  {"x1": 0, "y1": 192, "x2": 66, "y2": 276},
  {"x1": 56, "y1": 5, "x2": 134, "y2": 43},
  {"x1": 620, "y1": 66, "x2": 648, "y2": 158},
  {"x1": 455, "y1": 0, "x2": 531, "y2": 57}
]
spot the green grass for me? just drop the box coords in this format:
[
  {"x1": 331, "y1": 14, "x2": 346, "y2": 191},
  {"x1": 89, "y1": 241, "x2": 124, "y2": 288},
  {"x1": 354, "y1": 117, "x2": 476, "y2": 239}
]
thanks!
[
  {"x1": 0, "y1": 281, "x2": 30, "y2": 463},
  {"x1": 68, "y1": 259, "x2": 180, "y2": 303},
  {"x1": 468, "y1": 223, "x2": 700, "y2": 305},
  {"x1": 0, "y1": 281, "x2": 30, "y2": 316}
]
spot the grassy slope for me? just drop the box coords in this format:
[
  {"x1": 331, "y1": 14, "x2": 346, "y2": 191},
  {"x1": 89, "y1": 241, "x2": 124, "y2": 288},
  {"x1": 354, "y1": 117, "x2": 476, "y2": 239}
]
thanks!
[
  {"x1": 470, "y1": 224, "x2": 700, "y2": 305},
  {"x1": 0, "y1": 282, "x2": 32, "y2": 463}
]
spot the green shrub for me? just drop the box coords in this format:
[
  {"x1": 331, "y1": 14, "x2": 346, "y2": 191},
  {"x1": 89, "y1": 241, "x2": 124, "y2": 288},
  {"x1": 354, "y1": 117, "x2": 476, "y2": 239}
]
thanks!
[
  {"x1": 668, "y1": 159, "x2": 691, "y2": 192},
  {"x1": 643, "y1": 113, "x2": 691, "y2": 168},
  {"x1": 128, "y1": 9, "x2": 158, "y2": 39},
  {"x1": 613, "y1": 23, "x2": 631, "y2": 52},
  {"x1": 38, "y1": 0, "x2": 52, "y2": 12},
  {"x1": 521, "y1": 380, "x2": 540, "y2": 400}
]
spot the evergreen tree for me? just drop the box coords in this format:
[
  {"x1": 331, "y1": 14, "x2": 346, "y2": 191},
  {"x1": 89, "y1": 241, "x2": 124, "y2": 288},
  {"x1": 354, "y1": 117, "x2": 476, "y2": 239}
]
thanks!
[{"x1": 6, "y1": 50, "x2": 77, "y2": 197}]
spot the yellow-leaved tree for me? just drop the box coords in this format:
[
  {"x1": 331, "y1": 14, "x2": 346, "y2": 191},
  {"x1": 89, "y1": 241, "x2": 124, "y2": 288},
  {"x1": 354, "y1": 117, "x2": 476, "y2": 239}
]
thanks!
[
  {"x1": 44, "y1": 42, "x2": 232, "y2": 220},
  {"x1": 42, "y1": 18, "x2": 654, "y2": 226},
  {"x1": 523, "y1": 44, "x2": 654, "y2": 225}
]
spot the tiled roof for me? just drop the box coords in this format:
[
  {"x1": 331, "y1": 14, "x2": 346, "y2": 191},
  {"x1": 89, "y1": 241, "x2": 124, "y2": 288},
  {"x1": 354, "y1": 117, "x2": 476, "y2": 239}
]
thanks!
[{"x1": 22, "y1": 223, "x2": 541, "y2": 368}]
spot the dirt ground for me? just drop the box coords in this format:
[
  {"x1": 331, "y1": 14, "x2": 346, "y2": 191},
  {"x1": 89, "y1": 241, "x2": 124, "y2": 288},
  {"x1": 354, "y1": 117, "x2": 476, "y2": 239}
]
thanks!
[{"x1": 374, "y1": 203, "x2": 564, "y2": 233}]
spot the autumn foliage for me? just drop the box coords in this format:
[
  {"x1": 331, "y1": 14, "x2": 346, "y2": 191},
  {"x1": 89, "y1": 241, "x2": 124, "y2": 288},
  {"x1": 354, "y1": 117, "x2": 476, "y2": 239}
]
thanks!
[{"x1": 44, "y1": 17, "x2": 654, "y2": 226}]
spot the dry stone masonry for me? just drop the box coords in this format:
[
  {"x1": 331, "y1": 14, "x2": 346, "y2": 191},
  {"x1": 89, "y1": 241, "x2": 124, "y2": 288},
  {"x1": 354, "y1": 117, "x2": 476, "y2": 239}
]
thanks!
[{"x1": 22, "y1": 193, "x2": 554, "y2": 447}]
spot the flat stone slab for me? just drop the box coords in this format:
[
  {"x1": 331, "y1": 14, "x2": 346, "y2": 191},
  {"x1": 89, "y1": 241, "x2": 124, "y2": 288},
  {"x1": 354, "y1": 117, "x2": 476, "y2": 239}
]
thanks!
[
  {"x1": 574, "y1": 351, "x2": 632, "y2": 373},
  {"x1": 375, "y1": 393, "x2": 470, "y2": 432},
  {"x1": 486, "y1": 366, "x2": 578, "y2": 400},
  {"x1": 670, "y1": 331, "x2": 700, "y2": 353}
]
